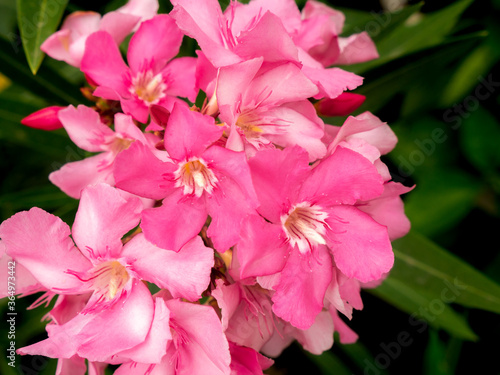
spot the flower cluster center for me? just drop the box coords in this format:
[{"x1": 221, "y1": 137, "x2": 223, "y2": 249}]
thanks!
[{"x1": 88, "y1": 260, "x2": 130, "y2": 301}]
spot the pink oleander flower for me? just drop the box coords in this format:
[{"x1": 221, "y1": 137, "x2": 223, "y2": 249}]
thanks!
[
  {"x1": 171, "y1": 0, "x2": 362, "y2": 100},
  {"x1": 115, "y1": 296, "x2": 231, "y2": 375},
  {"x1": 114, "y1": 103, "x2": 259, "y2": 252},
  {"x1": 236, "y1": 146, "x2": 394, "y2": 329},
  {"x1": 41, "y1": 0, "x2": 159, "y2": 68},
  {"x1": 81, "y1": 14, "x2": 197, "y2": 123},
  {"x1": 216, "y1": 57, "x2": 326, "y2": 162},
  {"x1": 0, "y1": 184, "x2": 214, "y2": 362},
  {"x1": 49, "y1": 105, "x2": 158, "y2": 199}
]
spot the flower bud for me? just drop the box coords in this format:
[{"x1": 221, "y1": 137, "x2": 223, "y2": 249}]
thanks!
[
  {"x1": 315, "y1": 92, "x2": 366, "y2": 117},
  {"x1": 20, "y1": 106, "x2": 65, "y2": 130}
]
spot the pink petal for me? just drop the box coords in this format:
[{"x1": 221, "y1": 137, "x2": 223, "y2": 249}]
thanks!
[
  {"x1": 20, "y1": 280, "x2": 154, "y2": 362},
  {"x1": 302, "y1": 1, "x2": 345, "y2": 35},
  {"x1": 141, "y1": 190, "x2": 208, "y2": 251},
  {"x1": 272, "y1": 246, "x2": 333, "y2": 330},
  {"x1": 113, "y1": 297, "x2": 171, "y2": 364},
  {"x1": 357, "y1": 182, "x2": 413, "y2": 240},
  {"x1": 262, "y1": 102, "x2": 326, "y2": 162},
  {"x1": 234, "y1": 12, "x2": 299, "y2": 64},
  {"x1": 293, "y1": 310, "x2": 334, "y2": 354},
  {"x1": 81, "y1": 31, "x2": 130, "y2": 97},
  {"x1": 123, "y1": 234, "x2": 213, "y2": 301},
  {"x1": 56, "y1": 355, "x2": 87, "y2": 375},
  {"x1": 114, "y1": 113, "x2": 150, "y2": 144},
  {"x1": 162, "y1": 57, "x2": 198, "y2": 102},
  {"x1": 301, "y1": 65, "x2": 363, "y2": 99},
  {"x1": 118, "y1": 0, "x2": 159, "y2": 22},
  {"x1": 58, "y1": 105, "x2": 115, "y2": 152},
  {"x1": 164, "y1": 103, "x2": 222, "y2": 160},
  {"x1": 114, "y1": 141, "x2": 176, "y2": 200},
  {"x1": 41, "y1": 29, "x2": 77, "y2": 66},
  {"x1": 336, "y1": 32, "x2": 379, "y2": 65},
  {"x1": 331, "y1": 111, "x2": 398, "y2": 155},
  {"x1": 120, "y1": 97, "x2": 150, "y2": 124},
  {"x1": 0, "y1": 240, "x2": 43, "y2": 298},
  {"x1": 248, "y1": 147, "x2": 310, "y2": 223},
  {"x1": 236, "y1": 215, "x2": 289, "y2": 279},
  {"x1": 299, "y1": 146, "x2": 384, "y2": 206},
  {"x1": 72, "y1": 184, "x2": 142, "y2": 261},
  {"x1": 326, "y1": 205, "x2": 393, "y2": 283},
  {"x1": 170, "y1": 0, "x2": 241, "y2": 67},
  {"x1": 0, "y1": 208, "x2": 91, "y2": 291},
  {"x1": 166, "y1": 299, "x2": 231, "y2": 375},
  {"x1": 217, "y1": 57, "x2": 264, "y2": 126},
  {"x1": 100, "y1": 11, "x2": 140, "y2": 45},
  {"x1": 330, "y1": 308, "x2": 358, "y2": 344},
  {"x1": 127, "y1": 15, "x2": 183, "y2": 74},
  {"x1": 243, "y1": 62, "x2": 318, "y2": 107},
  {"x1": 229, "y1": 342, "x2": 273, "y2": 375},
  {"x1": 49, "y1": 153, "x2": 114, "y2": 199}
]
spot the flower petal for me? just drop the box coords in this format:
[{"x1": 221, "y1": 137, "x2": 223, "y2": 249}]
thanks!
[
  {"x1": 72, "y1": 184, "x2": 142, "y2": 261},
  {"x1": 123, "y1": 234, "x2": 213, "y2": 301},
  {"x1": 0, "y1": 208, "x2": 90, "y2": 291}
]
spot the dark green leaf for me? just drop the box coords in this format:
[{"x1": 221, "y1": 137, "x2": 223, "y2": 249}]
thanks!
[
  {"x1": 391, "y1": 231, "x2": 500, "y2": 315},
  {"x1": 369, "y1": 276, "x2": 477, "y2": 340},
  {"x1": 16, "y1": 0, "x2": 69, "y2": 74}
]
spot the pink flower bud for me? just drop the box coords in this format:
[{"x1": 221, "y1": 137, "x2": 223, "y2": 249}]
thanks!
[
  {"x1": 20, "y1": 106, "x2": 65, "y2": 131},
  {"x1": 315, "y1": 92, "x2": 366, "y2": 117}
]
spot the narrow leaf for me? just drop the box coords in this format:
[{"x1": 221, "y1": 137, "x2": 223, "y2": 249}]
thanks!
[
  {"x1": 16, "y1": 0, "x2": 69, "y2": 74},
  {"x1": 392, "y1": 231, "x2": 500, "y2": 314}
]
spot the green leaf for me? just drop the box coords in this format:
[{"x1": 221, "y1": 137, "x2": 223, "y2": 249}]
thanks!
[
  {"x1": 351, "y1": 0, "x2": 474, "y2": 74},
  {"x1": 16, "y1": 0, "x2": 69, "y2": 74},
  {"x1": 424, "y1": 331, "x2": 462, "y2": 375},
  {"x1": 0, "y1": 37, "x2": 83, "y2": 105},
  {"x1": 369, "y1": 276, "x2": 477, "y2": 340},
  {"x1": 392, "y1": 231, "x2": 500, "y2": 315}
]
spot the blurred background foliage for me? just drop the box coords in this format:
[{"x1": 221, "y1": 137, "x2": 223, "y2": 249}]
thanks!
[{"x1": 1, "y1": 0, "x2": 500, "y2": 374}]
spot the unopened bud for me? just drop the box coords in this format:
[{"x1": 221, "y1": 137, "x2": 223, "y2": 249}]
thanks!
[
  {"x1": 315, "y1": 92, "x2": 365, "y2": 117},
  {"x1": 20, "y1": 106, "x2": 65, "y2": 130}
]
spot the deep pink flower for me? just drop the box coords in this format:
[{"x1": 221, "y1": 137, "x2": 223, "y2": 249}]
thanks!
[
  {"x1": 81, "y1": 14, "x2": 197, "y2": 123},
  {"x1": 237, "y1": 146, "x2": 391, "y2": 328},
  {"x1": 20, "y1": 106, "x2": 64, "y2": 131},
  {"x1": 114, "y1": 104, "x2": 259, "y2": 252}
]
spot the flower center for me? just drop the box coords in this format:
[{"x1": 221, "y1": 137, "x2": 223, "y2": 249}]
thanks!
[
  {"x1": 281, "y1": 202, "x2": 329, "y2": 254},
  {"x1": 109, "y1": 135, "x2": 134, "y2": 154},
  {"x1": 131, "y1": 70, "x2": 167, "y2": 105},
  {"x1": 174, "y1": 158, "x2": 218, "y2": 197},
  {"x1": 75, "y1": 260, "x2": 130, "y2": 302},
  {"x1": 236, "y1": 112, "x2": 264, "y2": 139}
]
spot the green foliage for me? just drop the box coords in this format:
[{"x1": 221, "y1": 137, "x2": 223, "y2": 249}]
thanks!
[{"x1": 16, "y1": 0, "x2": 69, "y2": 74}]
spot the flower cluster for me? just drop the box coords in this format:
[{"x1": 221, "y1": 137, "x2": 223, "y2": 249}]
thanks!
[{"x1": 1, "y1": 0, "x2": 411, "y2": 374}]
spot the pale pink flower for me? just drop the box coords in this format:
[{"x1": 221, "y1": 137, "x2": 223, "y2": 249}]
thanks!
[
  {"x1": 0, "y1": 184, "x2": 213, "y2": 362},
  {"x1": 49, "y1": 105, "x2": 158, "y2": 199},
  {"x1": 41, "y1": 0, "x2": 159, "y2": 68}
]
